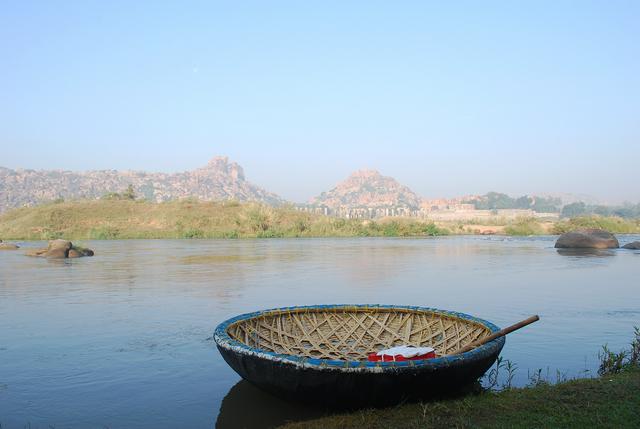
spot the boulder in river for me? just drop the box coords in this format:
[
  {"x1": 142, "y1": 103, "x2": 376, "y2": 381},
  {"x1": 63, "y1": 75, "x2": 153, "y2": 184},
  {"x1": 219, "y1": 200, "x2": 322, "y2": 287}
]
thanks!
[
  {"x1": 25, "y1": 248, "x2": 48, "y2": 257},
  {"x1": 46, "y1": 247, "x2": 70, "y2": 259},
  {"x1": 68, "y1": 248, "x2": 82, "y2": 258},
  {"x1": 67, "y1": 247, "x2": 94, "y2": 258},
  {"x1": 622, "y1": 241, "x2": 640, "y2": 250},
  {"x1": 554, "y1": 229, "x2": 619, "y2": 249},
  {"x1": 81, "y1": 248, "x2": 95, "y2": 256},
  {"x1": 25, "y1": 240, "x2": 95, "y2": 259},
  {"x1": 49, "y1": 239, "x2": 73, "y2": 250},
  {"x1": 0, "y1": 242, "x2": 20, "y2": 250}
]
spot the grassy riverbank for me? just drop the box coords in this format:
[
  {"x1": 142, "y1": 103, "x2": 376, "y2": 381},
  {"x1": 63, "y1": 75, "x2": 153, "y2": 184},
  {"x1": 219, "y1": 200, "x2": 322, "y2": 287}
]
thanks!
[
  {"x1": 280, "y1": 368, "x2": 640, "y2": 428},
  {"x1": 283, "y1": 330, "x2": 640, "y2": 428},
  {"x1": 552, "y1": 215, "x2": 640, "y2": 234},
  {"x1": 1, "y1": 199, "x2": 639, "y2": 240},
  {"x1": 451, "y1": 215, "x2": 640, "y2": 236},
  {"x1": 0, "y1": 199, "x2": 447, "y2": 240}
]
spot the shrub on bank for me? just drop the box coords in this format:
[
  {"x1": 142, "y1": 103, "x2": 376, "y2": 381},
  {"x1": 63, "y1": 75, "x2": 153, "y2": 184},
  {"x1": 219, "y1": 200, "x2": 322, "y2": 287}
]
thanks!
[
  {"x1": 504, "y1": 217, "x2": 545, "y2": 236},
  {"x1": 552, "y1": 216, "x2": 640, "y2": 234}
]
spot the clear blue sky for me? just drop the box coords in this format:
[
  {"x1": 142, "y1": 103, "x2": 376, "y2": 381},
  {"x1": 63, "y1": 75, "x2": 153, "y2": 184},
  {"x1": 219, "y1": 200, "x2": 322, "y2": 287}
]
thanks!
[{"x1": 1, "y1": 1, "x2": 639, "y2": 203}]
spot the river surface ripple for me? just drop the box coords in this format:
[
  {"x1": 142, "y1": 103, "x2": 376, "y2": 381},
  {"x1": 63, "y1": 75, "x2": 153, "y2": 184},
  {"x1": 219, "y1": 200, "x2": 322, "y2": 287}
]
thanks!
[{"x1": 1, "y1": 236, "x2": 639, "y2": 428}]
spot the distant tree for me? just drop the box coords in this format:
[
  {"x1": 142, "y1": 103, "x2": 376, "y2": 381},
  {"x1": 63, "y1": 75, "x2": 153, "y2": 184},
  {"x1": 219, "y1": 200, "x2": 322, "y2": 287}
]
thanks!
[
  {"x1": 561, "y1": 202, "x2": 587, "y2": 218},
  {"x1": 123, "y1": 184, "x2": 136, "y2": 200},
  {"x1": 101, "y1": 185, "x2": 136, "y2": 201},
  {"x1": 471, "y1": 192, "x2": 529, "y2": 210},
  {"x1": 101, "y1": 192, "x2": 121, "y2": 200},
  {"x1": 614, "y1": 202, "x2": 640, "y2": 219},
  {"x1": 470, "y1": 194, "x2": 638, "y2": 218},
  {"x1": 514, "y1": 195, "x2": 533, "y2": 209},
  {"x1": 593, "y1": 205, "x2": 612, "y2": 217},
  {"x1": 531, "y1": 196, "x2": 562, "y2": 213},
  {"x1": 488, "y1": 192, "x2": 514, "y2": 209}
]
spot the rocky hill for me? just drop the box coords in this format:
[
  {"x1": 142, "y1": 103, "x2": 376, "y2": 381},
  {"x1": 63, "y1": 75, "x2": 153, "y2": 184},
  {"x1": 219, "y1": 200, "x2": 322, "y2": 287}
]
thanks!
[
  {"x1": 0, "y1": 156, "x2": 284, "y2": 212},
  {"x1": 310, "y1": 170, "x2": 422, "y2": 209}
]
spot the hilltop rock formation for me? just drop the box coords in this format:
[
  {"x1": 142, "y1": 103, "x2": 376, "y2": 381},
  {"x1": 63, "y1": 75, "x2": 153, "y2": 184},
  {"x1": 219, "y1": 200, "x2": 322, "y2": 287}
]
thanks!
[
  {"x1": 554, "y1": 229, "x2": 619, "y2": 249},
  {"x1": 0, "y1": 156, "x2": 284, "y2": 213},
  {"x1": 311, "y1": 170, "x2": 423, "y2": 211},
  {"x1": 25, "y1": 240, "x2": 94, "y2": 259}
]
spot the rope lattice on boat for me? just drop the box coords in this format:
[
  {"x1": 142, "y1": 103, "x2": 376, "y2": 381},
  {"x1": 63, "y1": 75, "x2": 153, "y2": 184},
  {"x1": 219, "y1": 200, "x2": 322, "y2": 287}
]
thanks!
[{"x1": 226, "y1": 307, "x2": 491, "y2": 360}]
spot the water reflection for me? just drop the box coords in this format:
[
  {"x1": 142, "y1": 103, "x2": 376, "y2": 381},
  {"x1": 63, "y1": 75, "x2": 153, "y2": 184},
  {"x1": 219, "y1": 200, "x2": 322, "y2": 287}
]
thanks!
[
  {"x1": 1, "y1": 236, "x2": 639, "y2": 428},
  {"x1": 215, "y1": 378, "x2": 485, "y2": 429},
  {"x1": 556, "y1": 249, "x2": 617, "y2": 257},
  {"x1": 215, "y1": 380, "x2": 329, "y2": 429}
]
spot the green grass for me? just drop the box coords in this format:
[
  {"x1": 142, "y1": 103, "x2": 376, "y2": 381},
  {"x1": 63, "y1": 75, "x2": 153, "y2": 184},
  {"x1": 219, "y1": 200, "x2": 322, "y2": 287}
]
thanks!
[
  {"x1": 2, "y1": 200, "x2": 638, "y2": 240},
  {"x1": 552, "y1": 216, "x2": 640, "y2": 234},
  {"x1": 503, "y1": 216, "x2": 546, "y2": 236},
  {"x1": 0, "y1": 199, "x2": 449, "y2": 240},
  {"x1": 451, "y1": 217, "x2": 510, "y2": 226},
  {"x1": 280, "y1": 368, "x2": 640, "y2": 428},
  {"x1": 282, "y1": 329, "x2": 640, "y2": 429},
  {"x1": 451, "y1": 215, "x2": 640, "y2": 236}
]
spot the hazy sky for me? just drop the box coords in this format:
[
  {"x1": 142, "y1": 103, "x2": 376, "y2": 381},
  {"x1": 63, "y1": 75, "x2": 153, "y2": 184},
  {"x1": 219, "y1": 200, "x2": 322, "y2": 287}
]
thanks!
[{"x1": 1, "y1": 1, "x2": 639, "y2": 203}]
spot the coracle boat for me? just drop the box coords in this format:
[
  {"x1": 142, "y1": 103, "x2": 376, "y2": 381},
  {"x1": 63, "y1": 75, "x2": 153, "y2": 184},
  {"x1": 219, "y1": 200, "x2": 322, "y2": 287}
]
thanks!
[{"x1": 214, "y1": 304, "x2": 509, "y2": 406}]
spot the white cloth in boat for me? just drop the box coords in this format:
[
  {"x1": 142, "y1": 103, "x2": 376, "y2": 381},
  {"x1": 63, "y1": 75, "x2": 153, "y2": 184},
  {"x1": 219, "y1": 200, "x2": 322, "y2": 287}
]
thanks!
[{"x1": 376, "y1": 346, "x2": 435, "y2": 358}]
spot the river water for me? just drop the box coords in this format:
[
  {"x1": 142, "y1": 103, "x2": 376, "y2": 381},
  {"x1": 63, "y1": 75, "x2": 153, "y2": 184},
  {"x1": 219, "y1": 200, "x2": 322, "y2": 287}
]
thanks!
[{"x1": 1, "y1": 236, "x2": 639, "y2": 428}]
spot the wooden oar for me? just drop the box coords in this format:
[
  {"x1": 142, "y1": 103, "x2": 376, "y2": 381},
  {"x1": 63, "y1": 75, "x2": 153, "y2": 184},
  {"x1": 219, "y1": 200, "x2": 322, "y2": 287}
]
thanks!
[{"x1": 449, "y1": 315, "x2": 540, "y2": 355}]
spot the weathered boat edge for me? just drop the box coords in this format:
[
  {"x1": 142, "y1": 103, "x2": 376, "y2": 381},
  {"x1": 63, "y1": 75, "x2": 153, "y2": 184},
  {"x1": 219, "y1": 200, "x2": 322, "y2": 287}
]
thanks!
[
  {"x1": 214, "y1": 304, "x2": 505, "y2": 406},
  {"x1": 213, "y1": 304, "x2": 505, "y2": 373}
]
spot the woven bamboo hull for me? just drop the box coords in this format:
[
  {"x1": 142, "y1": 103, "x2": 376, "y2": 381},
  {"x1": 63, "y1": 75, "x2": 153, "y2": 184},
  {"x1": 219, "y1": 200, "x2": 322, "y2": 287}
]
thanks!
[
  {"x1": 217, "y1": 342, "x2": 500, "y2": 406},
  {"x1": 214, "y1": 305, "x2": 505, "y2": 406}
]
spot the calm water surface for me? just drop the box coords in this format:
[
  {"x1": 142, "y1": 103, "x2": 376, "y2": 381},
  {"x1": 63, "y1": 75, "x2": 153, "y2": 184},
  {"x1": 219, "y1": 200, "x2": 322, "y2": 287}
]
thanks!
[{"x1": 1, "y1": 236, "x2": 639, "y2": 428}]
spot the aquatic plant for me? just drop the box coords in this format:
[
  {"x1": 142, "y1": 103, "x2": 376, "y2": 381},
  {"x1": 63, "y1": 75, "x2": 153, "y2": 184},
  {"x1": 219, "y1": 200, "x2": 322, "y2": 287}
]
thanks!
[
  {"x1": 484, "y1": 356, "x2": 503, "y2": 390},
  {"x1": 527, "y1": 368, "x2": 550, "y2": 387},
  {"x1": 598, "y1": 326, "x2": 640, "y2": 376},
  {"x1": 484, "y1": 357, "x2": 518, "y2": 391}
]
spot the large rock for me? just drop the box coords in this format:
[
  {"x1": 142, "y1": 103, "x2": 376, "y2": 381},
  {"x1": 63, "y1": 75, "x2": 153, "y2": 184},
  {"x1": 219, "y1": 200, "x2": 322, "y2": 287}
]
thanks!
[
  {"x1": 622, "y1": 241, "x2": 640, "y2": 250},
  {"x1": 25, "y1": 239, "x2": 94, "y2": 259},
  {"x1": 67, "y1": 247, "x2": 94, "y2": 258},
  {"x1": 555, "y1": 229, "x2": 619, "y2": 249},
  {"x1": 67, "y1": 248, "x2": 84, "y2": 258},
  {"x1": 68, "y1": 248, "x2": 82, "y2": 258},
  {"x1": 25, "y1": 248, "x2": 48, "y2": 257},
  {"x1": 0, "y1": 242, "x2": 20, "y2": 250},
  {"x1": 49, "y1": 239, "x2": 73, "y2": 250},
  {"x1": 80, "y1": 248, "x2": 94, "y2": 256},
  {"x1": 45, "y1": 247, "x2": 69, "y2": 259}
]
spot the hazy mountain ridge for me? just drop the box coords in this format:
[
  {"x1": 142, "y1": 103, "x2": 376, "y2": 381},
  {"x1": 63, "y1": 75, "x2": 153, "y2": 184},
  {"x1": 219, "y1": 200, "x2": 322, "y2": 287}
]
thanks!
[
  {"x1": 0, "y1": 158, "x2": 628, "y2": 217},
  {"x1": 0, "y1": 156, "x2": 284, "y2": 212},
  {"x1": 310, "y1": 169, "x2": 423, "y2": 209}
]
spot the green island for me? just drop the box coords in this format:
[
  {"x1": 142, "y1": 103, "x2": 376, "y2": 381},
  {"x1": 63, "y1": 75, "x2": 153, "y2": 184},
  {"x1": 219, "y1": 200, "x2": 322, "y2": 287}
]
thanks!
[
  {"x1": 281, "y1": 333, "x2": 640, "y2": 429},
  {"x1": 0, "y1": 199, "x2": 639, "y2": 240}
]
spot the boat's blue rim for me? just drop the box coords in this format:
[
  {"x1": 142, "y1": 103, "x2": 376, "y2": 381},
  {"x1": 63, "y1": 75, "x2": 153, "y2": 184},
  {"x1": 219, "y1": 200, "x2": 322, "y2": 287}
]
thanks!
[
  {"x1": 214, "y1": 304, "x2": 505, "y2": 370},
  {"x1": 214, "y1": 304, "x2": 504, "y2": 371}
]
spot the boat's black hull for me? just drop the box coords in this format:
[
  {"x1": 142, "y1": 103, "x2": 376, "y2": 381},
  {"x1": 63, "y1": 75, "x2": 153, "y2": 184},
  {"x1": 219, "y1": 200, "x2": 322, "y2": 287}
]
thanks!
[{"x1": 217, "y1": 342, "x2": 503, "y2": 407}]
